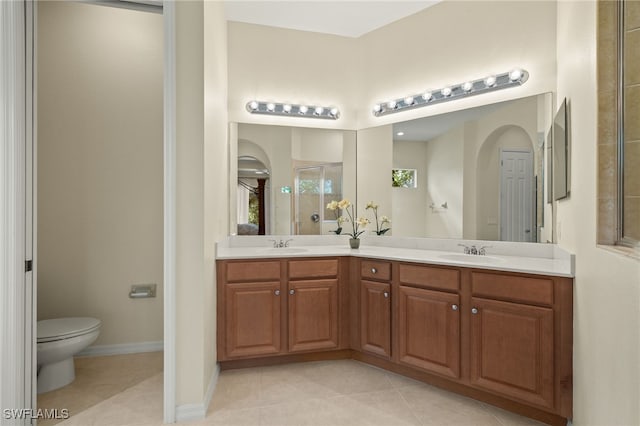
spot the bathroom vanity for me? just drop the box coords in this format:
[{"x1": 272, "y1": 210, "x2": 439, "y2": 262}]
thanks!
[{"x1": 216, "y1": 237, "x2": 574, "y2": 425}]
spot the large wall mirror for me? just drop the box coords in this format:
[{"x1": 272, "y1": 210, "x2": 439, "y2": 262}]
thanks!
[
  {"x1": 357, "y1": 93, "x2": 553, "y2": 243},
  {"x1": 230, "y1": 123, "x2": 356, "y2": 235}
]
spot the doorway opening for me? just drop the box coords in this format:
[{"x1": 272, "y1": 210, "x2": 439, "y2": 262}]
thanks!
[{"x1": 500, "y1": 149, "x2": 535, "y2": 242}]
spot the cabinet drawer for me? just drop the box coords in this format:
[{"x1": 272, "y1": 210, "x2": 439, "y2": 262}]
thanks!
[
  {"x1": 289, "y1": 258, "x2": 338, "y2": 279},
  {"x1": 471, "y1": 272, "x2": 553, "y2": 306},
  {"x1": 226, "y1": 261, "x2": 281, "y2": 282},
  {"x1": 361, "y1": 260, "x2": 391, "y2": 281},
  {"x1": 399, "y1": 264, "x2": 459, "y2": 292}
]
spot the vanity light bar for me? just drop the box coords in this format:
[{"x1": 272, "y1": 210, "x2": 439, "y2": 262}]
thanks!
[
  {"x1": 372, "y1": 68, "x2": 529, "y2": 117},
  {"x1": 246, "y1": 101, "x2": 340, "y2": 120}
]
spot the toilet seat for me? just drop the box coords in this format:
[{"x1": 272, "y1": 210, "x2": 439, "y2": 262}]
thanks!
[{"x1": 37, "y1": 317, "x2": 101, "y2": 343}]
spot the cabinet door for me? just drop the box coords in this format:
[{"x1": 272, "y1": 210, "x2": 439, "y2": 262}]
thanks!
[
  {"x1": 398, "y1": 286, "x2": 460, "y2": 378},
  {"x1": 470, "y1": 297, "x2": 554, "y2": 409},
  {"x1": 288, "y1": 279, "x2": 339, "y2": 352},
  {"x1": 360, "y1": 280, "x2": 391, "y2": 358},
  {"x1": 225, "y1": 282, "x2": 283, "y2": 358}
]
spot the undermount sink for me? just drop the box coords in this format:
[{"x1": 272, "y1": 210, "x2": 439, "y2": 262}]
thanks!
[
  {"x1": 259, "y1": 247, "x2": 309, "y2": 254},
  {"x1": 438, "y1": 253, "x2": 502, "y2": 264}
]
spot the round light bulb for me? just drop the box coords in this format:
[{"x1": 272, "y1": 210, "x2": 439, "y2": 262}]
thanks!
[
  {"x1": 441, "y1": 87, "x2": 452, "y2": 97},
  {"x1": 266, "y1": 103, "x2": 275, "y2": 111},
  {"x1": 462, "y1": 82, "x2": 473, "y2": 92},
  {"x1": 249, "y1": 101, "x2": 259, "y2": 110},
  {"x1": 509, "y1": 68, "x2": 523, "y2": 82},
  {"x1": 299, "y1": 105, "x2": 309, "y2": 114},
  {"x1": 396, "y1": 131, "x2": 405, "y2": 136},
  {"x1": 387, "y1": 100, "x2": 397, "y2": 109},
  {"x1": 373, "y1": 104, "x2": 382, "y2": 113},
  {"x1": 404, "y1": 96, "x2": 414, "y2": 106},
  {"x1": 314, "y1": 106, "x2": 324, "y2": 115},
  {"x1": 484, "y1": 76, "x2": 497, "y2": 87},
  {"x1": 330, "y1": 107, "x2": 339, "y2": 116},
  {"x1": 422, "y1": 91, "x2": 433, "y2": 101},
  {"x1": 283, "y1": 104, "x2": 292, "y2": 113}
]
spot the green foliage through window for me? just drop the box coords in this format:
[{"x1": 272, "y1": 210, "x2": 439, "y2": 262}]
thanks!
[{"x1": 392, "y1": 169, "x2": 417, "y2": 188}]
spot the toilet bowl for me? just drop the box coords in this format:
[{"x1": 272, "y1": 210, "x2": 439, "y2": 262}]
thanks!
[{"x1": 37, "y1": 317, "x2": 101, "y2": 394}]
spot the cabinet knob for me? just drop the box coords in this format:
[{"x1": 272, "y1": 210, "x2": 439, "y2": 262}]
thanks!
[
  {"x1": 383, "y1": 291, "x2": 389, "y2": 298},
  {"x1": 289, "y1": 289, "x2": 295, "y2": 295},
  {"x1": 451, "y1": 304, "x2": 458, "y2": 311},
  {"x1": 471, "y1": 307, "x2": 479, "y2": 314},
  {"x1": 371, "y1": 268, "x2": 377, "y2": 274},
  {"x1": 274, "y1": 290, "x2": 280, "y2": 296}
]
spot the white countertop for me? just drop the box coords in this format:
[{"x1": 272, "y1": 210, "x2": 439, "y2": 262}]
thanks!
[{"x1": 216, "y1": 236, "x2": 575, "y2": 278}]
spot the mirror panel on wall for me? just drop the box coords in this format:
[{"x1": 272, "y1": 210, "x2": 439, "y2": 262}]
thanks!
[
  {"x1": 357, "y1": 93, "x2": 553, "y2": 243},
  {"x1": 230, "y1": 123, "x2": 356, "y2": 236}
]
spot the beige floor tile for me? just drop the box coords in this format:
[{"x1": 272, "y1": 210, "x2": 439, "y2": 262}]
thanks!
[
  {"x1": 259, "y1": 363, "x2": 341, "y2": 402},
  {"x1": 38, "y1": 352, "x2": 163, "y2": 426},
  {"x1": 208, "y1": 368, "x2": 264, "y2": 412},
  {"x1": 397, "y1": 384, "x2": 502, "y2": 426},
  {"x1": 285, "y1": 359, "x2": 394, "y2": 396},
  {"x1": 258, "y1": 398, "x2": 331, "y2": 426},
  {"x1": 49, "y1": 358, "x2": 552, "y2": 426},
  {"x1": 196, "y1": 407, "x2": 261, "y2": 426},
  {"x1": 325, "y1": 389, "x2": 421, "y2": 426}
]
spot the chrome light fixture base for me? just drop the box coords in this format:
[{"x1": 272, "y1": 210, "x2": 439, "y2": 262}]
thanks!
[
  {"x1": 372, "y1": 69, "x2": 529, "y2": 117},
  {"x1": 246, "y1": 101, "x2": 340, "y2": 120}
]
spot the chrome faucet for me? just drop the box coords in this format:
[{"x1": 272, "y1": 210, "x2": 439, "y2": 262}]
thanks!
[
  {"x1": 458, "y1": 243, "x2": 475, "y2": 255},
  {"x1": 458, "y1": 243, "x2": 491, "y2": 255},
  {"x1": 269, "y1": 239, "x2": 294, "y2": 248},
  {"x1": 478, "y1": 245, "x2": 492, "y2": 256}
]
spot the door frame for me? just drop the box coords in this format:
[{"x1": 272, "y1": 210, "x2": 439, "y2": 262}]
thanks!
[
  {"x1": 1, "y1": 1, "x2": 178, "y2": 423},
  {"x1": 0, "y1": 0, "x2": 33, "y2": 421}
]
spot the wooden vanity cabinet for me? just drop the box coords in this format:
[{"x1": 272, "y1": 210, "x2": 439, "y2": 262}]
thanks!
[
  {"x1": 217, "y1": 257, "x2": 347, "y2": 362},
  {"x1": 287, "y1": 258, "x2": 340, "y2": 352},
  {"x1": 353, "y1": 259, "x2": 572, "y2": 422},
  {"x1": 220, "y1": 260, "x2": 284, "y2": 359},
  {"x1": 359, "y1": 260, "x2": 392, "y2": 359},
  {"x1": 396, "y1": 264, "x2": 462, "y2": 378},
  {"x1": 218, "y1": 255, "x2": 573, "y2": 424},
  {"x1": 468, "y1": 271, "x2": 571, "y2": 415}
]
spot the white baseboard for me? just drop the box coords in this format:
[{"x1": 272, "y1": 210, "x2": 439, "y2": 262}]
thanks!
[
  {"x1": 175, "y1": 363, "x2": 220, "y2": 422},
  {"x1": 77, "y1": 341, "x2": 164, "y2": 357}
]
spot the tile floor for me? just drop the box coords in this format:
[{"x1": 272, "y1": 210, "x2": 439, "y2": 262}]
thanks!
[
  {"x1": 37, "y1": 352, "x2": 163, "y2": 426},
  {"x1": 50, "y1": 358, "x2": 546, "y2": 426}
]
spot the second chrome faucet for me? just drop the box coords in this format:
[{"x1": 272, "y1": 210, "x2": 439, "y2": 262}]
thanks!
[{"x1": 458, "y1": 243, "x2": 492, "y2": 255}]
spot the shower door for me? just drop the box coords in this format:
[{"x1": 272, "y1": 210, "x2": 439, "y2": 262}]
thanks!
[
  {"x1": 294, "y1": 167, "x2": 322, "y2": 235},
  {"x1": 293, "y1": 164, "x2": 342, "y2": 235}
]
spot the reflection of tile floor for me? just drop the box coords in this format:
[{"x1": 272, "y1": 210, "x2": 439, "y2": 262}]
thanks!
[
  {"x1": 50, "y1": 358, "x2": 546, "y2": 426},
  {"x1": 37, "y1": 352, "x2": 163, "y2": 426}
]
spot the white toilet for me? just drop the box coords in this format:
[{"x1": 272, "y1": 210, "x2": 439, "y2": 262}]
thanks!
[{"x1": 37, "y1": 317, "x2": 101, "y2": 394}]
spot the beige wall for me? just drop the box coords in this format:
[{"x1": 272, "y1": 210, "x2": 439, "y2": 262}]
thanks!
[
  {"x1": 556, "y1": 2, "x2": 640, "y2": 424},
  {"x1": 227, "y1": 1, "x2": 556, "y2": 131},
  {"x1": 203, "y1": 0, "x2": 229, "y2": 401},
  {"x1": 424, "y1": 130, "x2": 464, "y2": 239},
  {"x1": 357, "y1": 0, "x2": 556, "y2": 129},
  {"x1": 392, "y1": 141, "x2": 429, "y2": 237},
  {"x1": 356, "y1": 125, "x2": 393, "y2": 234},
  {"x1": 227, "y1": 22, "x2": 359, "y2": 130},
  {"x1": 174, "y1": 0, "x2": 229, "y2": 406},
  {"x1": 37, "y1": 2, "x2": 163, "y2": 346}
]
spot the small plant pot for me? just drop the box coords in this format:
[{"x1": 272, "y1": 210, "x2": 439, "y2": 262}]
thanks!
[{"x1": 349, "y1": 238, "x2": 360, "y2": 249}]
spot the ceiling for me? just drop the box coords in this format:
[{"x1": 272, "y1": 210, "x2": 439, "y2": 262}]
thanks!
[
  {"x1": 392, "y1": 98, "x2": 515, "y2": 142},
  {"x1": 223, "y1": 1, "x2": 441, "y2": 38}
]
